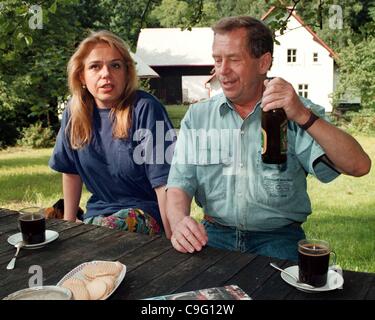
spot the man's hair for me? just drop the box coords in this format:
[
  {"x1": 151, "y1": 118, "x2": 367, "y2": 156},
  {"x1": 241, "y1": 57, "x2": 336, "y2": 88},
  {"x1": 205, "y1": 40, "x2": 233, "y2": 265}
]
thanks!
[{"x1": 212, "y1": 16, "x2": 274, "y2": 58}]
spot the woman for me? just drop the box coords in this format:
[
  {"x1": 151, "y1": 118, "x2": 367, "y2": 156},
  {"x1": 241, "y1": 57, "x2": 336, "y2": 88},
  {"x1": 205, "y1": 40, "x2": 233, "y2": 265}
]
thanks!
[{"x1": 49, "y1": 30, "x2": 175, "y2": 238}]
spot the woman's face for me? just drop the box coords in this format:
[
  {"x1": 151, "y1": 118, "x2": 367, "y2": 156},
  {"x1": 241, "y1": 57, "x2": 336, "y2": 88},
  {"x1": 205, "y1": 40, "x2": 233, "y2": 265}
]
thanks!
[{"x1": 81, "y1": 43, "x2": 127, "y2": 109}]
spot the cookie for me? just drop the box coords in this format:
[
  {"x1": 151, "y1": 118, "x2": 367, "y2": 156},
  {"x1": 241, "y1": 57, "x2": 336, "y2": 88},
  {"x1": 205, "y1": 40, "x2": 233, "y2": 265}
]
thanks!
[
  {"x1": 61, "y1": 278, "x2": 90, "y2": 300},
  {"x1": 86, "y1": 278, "x2": 108, "y2": 300},
  {"x1": 97, "y1": 275, "x2": 116, "y2": 294},
  {"x1": 82, "y1": 261, "x2": 122, "y2": 280}
]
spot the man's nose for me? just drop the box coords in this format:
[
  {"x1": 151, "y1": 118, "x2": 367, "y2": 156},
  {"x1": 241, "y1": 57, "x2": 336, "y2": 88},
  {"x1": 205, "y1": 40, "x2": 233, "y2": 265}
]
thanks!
[{"x1": 219, "y1": 60, "x2": 230, "y2": 75}]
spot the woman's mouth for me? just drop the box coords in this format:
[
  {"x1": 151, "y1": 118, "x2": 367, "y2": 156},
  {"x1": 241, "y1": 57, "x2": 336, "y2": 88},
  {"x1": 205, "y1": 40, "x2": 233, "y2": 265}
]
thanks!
[{"x1": 99, "y1": 84, "x2": 114, "y2": 93}]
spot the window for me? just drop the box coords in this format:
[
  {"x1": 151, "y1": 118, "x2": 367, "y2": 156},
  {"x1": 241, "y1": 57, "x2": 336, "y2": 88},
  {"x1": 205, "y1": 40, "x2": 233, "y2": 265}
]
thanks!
[
  {"x1": 287, "y1": 49, "x2": 297, "y2": 63},
  {"x1": 298, "y1": 84, "x2": 309, "y2": 98},
  {"x1": 313, "y1": 52, "x2": 319, "y2": 62}
]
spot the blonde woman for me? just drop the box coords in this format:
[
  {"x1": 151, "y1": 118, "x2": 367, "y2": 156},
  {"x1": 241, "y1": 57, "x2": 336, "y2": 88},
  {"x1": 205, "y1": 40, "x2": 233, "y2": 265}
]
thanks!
[{"x1": 49, "y1": 30, "x2": 175, "y2": 238}]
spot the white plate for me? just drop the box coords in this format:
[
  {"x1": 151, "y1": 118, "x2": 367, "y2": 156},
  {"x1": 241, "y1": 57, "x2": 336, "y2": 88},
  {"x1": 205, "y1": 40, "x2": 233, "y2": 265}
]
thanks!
[
  {"x1": 281, "y1": 265, "x2": 344, "y2": 292},
  {"x1": 56, "y1": 260, "x2": 126, "y2": 300},
  {"x1": 7, "y1": 230, "x2": 59, "y2": 249}
]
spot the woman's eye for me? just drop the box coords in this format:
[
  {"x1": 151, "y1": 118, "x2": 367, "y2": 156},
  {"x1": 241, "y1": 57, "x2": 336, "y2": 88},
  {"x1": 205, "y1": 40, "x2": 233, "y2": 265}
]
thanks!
[
  {"x1": 89, "y1": 64, "x2": 99, "y2": 70},
  {"x1": 111, "y1": 63, "x2": 121, "y2": 69}
]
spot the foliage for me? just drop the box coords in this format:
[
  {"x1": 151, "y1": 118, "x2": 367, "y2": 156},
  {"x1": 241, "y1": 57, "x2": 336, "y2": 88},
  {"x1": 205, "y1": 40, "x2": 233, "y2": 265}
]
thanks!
[
  {"x1": 18, "y1": 122, "x2": 55, "y2": 148},
  {"x1": 0, "y1": 118, "x2": 19, "y2": 149},
  {"x1": 333, "y1": 38, "x2": 375, "y2": 111},
  {"x1": 0, "y1": 0, "x2": 374, "y2": 147},
  {"x1": 150, "y1": 0, "x2": 269, "y2": 28},
  {"x1": 0, "y1": 0, "x2": 84, "y2": 140},
  {"x1": 331, "y1": 109, "x2": 375, "y2": 136},
  {"x1": 99, "y1": 0, "x2": 161, "y2": 49}
]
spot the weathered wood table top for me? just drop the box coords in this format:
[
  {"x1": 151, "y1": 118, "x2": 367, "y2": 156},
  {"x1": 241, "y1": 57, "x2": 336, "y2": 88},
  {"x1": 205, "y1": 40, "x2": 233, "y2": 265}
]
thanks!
[{"x1": 1, "y1": 209, "x2": 374, "y2": 300}]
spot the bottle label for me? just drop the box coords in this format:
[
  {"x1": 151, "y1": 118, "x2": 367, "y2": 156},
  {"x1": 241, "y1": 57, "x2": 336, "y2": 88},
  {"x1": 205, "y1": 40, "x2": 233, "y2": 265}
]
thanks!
[
  {"x1": 280, "y1": 119, "x2": 287, "y2": 154},
  {"x1": 261, "y1": 128, "x2": 267, "y2": 154}
]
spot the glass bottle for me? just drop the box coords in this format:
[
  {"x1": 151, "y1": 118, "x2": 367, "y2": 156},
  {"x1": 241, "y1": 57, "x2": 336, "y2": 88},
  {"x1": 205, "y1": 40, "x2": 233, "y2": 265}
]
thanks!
[{"x1": 261, "y1": 108, "x2": 287, "y2": 164}]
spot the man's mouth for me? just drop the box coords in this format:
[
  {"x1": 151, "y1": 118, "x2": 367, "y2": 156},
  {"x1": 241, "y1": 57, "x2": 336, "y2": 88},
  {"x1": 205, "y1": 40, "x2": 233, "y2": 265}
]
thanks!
[{"x1": 220, "y1": 79, "x2": 237, "y2": 88}]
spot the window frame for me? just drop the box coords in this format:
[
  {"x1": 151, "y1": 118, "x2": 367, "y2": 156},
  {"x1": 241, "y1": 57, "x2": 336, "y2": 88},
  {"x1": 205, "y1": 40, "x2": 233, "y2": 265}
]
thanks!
[{"x1": 287, "y1": 49, "x2": 297, "y2": 63}]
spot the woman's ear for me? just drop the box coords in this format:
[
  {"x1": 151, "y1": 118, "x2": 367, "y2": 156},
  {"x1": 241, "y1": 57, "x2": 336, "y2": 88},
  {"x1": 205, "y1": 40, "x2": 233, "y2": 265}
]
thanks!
[
  {"x1": 258, "y1": 52, "x2": 273, "y2": 74},
  {"x1": 79, "y1": 72, "x2": 85, "y2": 86}
]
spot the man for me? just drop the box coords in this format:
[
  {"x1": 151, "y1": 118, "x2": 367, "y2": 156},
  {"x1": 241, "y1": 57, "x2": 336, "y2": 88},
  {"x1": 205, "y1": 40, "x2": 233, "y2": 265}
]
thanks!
[{"x1": 166, "y1": 16, "x2": 371, "y2": 261}]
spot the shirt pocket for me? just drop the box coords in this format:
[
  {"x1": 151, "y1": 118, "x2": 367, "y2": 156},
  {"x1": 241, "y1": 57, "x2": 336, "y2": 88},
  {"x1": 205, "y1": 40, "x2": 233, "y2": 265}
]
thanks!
[
  {"x1": 196, "y1": 148, "x2": 232, "y2": 202},
  {"x1": 255, "y1": 150, "x2": 300, "y2": 207}
]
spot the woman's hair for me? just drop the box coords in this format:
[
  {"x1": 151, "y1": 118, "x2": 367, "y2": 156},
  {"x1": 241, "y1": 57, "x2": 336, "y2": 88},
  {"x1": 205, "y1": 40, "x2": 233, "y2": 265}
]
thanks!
[{"x1": 67, "y1": 30, "x2": 138, "y2": 149}]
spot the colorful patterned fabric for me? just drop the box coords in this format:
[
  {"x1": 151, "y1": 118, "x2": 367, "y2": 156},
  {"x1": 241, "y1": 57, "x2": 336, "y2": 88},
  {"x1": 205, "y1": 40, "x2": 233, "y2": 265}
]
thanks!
[{"x1": 83, "y1": 208, "x2": 161, "y2": 236}]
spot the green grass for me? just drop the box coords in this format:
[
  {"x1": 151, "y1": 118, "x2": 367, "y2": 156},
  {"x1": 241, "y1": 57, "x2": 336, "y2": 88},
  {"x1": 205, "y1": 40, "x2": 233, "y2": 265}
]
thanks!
[
  {"x1": 0, "y1": 147, "x2": 91, "y2": 210},
  {"x1": 0, "y1": 136, "x2": 374, "y2": 272},
  {"x1": 165, "y1": 105, "x2": 189, "y2": 129}
]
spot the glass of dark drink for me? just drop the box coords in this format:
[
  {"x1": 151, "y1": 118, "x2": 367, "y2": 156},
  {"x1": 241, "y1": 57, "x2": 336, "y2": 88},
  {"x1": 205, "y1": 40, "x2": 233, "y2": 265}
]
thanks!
[
  {"x1": 298, "y1": 239, "x2": 336, "y2": 287},
  {"x1": 19, "y1": 207, "x2": 46, "y2": 244}
]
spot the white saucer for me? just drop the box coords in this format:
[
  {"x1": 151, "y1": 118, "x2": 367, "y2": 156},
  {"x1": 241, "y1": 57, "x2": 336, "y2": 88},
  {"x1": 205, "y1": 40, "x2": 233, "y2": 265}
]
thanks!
[
  {"x1": 7, "y1": 230, "x2": 59, "y2": 249},
  {"x1": 281, "y1": 265, "x2": 344, "y2": 292}
]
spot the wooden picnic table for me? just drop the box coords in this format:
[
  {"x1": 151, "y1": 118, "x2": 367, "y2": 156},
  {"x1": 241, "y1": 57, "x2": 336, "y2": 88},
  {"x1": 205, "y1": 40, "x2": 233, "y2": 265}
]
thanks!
[{"x1": 1, "y1": 208, "x2": 374, "y2": 300}]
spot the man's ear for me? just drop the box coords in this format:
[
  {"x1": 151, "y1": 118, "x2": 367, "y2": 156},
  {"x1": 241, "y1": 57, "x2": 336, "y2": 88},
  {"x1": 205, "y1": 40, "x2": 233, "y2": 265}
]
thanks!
[{"x1": 258, "y1": 52, "x2": 272, "y2": 74}]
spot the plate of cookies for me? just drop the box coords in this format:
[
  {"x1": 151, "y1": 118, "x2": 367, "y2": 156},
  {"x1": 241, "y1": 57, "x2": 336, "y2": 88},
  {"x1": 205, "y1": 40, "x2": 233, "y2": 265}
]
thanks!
[{"x1": 57, "y1": 260, "x2": 126, "y2": 300}]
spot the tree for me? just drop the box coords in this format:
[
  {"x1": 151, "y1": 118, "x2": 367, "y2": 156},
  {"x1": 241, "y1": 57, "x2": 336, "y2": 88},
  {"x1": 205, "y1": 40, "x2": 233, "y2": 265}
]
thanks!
[{"x1": 334, "y1": 38, "x2": 375, "y2": 110}]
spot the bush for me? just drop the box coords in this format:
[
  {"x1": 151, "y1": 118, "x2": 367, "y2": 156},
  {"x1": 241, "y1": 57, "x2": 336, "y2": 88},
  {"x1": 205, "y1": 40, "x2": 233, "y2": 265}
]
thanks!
[
  {"x1": 331, "y1": 109, "x2": 375, "y2": 136},
  {"x1": 0, "y1": 119, "x2": 19, "y2": 149},
  {"x1": 18, "y1": 122, "x2": 55, "y2": 148}
]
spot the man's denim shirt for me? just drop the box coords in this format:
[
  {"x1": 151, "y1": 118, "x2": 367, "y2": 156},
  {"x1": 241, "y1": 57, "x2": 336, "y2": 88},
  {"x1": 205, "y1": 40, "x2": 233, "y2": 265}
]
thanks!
[{"x1": 167, "y1": 93, "x2": 339, "y2": 231}]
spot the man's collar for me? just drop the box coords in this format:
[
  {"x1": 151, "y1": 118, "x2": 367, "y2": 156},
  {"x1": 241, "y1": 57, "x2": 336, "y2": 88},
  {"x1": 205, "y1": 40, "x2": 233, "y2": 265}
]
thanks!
[{"x1": 219, "y1": 95, "x2": 262, "y2": 117}]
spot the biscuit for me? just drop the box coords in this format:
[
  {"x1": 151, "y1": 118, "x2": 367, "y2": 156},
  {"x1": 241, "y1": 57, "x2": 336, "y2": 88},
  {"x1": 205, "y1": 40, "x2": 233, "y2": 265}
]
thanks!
[
  {"x1": 82, "y1": 261, "x2": 122, "y2": 280},
  {"x1": 61, "y1": 278, "x2": 90, "y2": 300},
  {"x1": 97, "y1": 275, "x2": 115, "y2": 294},
  {"x1": 86, "y1": 278, "x2": 108, "y2": 300}
]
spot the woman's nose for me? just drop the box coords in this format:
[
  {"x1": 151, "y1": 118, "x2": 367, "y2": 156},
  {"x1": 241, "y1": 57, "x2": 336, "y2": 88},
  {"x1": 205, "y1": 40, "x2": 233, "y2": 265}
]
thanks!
[{"x1": 100, "y1": 64, "x2": 110, "y2": 77}]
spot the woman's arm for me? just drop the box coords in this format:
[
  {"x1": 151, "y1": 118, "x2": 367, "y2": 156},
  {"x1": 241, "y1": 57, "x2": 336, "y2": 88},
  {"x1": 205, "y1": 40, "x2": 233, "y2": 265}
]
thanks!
[
  {"x1": 62, "y1": 173, "x2": 83, "y2": 222},
  {"x1": 155, "y1": 185, "x2": 172, "y2": 239}
]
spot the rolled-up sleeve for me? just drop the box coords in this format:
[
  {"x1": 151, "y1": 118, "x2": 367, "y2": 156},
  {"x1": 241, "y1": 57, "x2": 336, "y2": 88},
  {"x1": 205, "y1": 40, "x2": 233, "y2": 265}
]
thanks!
[{"x1": 294, "y1": 98, "x2": 340, "y2": 183}]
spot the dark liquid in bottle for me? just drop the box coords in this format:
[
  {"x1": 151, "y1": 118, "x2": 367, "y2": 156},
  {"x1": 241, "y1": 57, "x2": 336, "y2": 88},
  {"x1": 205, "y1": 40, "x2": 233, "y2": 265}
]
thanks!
[
  {"x1": 19, "y1": 213, "x2": 46, "y2": 244},
  {"x1": 261, "y1": 109, "x2": 287, "y2": 164}
]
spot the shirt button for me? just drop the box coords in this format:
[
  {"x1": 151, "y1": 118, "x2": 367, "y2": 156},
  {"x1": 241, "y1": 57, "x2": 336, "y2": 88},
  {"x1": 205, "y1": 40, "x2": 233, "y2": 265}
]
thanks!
[{"x1": 239, "y1": 163, "x2": 244, "y2": 168}]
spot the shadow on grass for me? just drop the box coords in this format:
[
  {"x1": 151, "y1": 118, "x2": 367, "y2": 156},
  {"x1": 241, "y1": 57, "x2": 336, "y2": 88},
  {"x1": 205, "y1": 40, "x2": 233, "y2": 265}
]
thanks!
[{"x1": 0, "y1": 156, "x2": 51, "y2": 169}]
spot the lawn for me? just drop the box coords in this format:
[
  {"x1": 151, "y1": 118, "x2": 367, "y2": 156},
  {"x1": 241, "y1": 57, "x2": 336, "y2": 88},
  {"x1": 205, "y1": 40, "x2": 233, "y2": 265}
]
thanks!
[
  {"x1": 0, "y1": 135, "x2": 374, "y2": 272},
  {"x1": 165, "y1": 105, "x2": 189, "y2": 129}
]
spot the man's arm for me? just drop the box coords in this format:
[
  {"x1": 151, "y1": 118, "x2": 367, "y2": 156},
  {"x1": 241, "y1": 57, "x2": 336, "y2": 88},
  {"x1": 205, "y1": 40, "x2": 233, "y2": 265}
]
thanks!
[
  {"x1": 62, "y1": 173, "x2": 83, "y2": 222},
  {"x1": 166, "y1": 187, "x2": 208, "y2": 253},
  {"x1": 296, "y1": 109, "x2": 371, "y2": 176},
  {"x1": 262, "y1": 78, "x2": 371, "y2": 176}
]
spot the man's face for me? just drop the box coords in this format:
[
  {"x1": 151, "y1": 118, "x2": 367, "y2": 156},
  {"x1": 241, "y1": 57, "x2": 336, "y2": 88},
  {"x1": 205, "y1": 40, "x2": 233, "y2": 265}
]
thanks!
[{"x1": 212, "y1": 28, "x2": 268, "y2": 106}]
